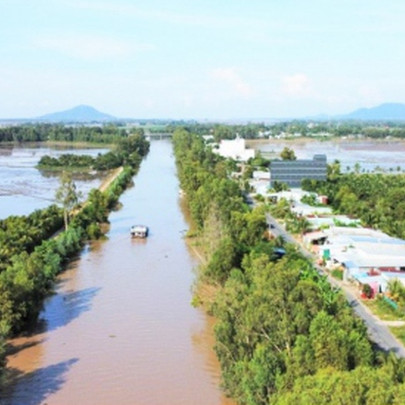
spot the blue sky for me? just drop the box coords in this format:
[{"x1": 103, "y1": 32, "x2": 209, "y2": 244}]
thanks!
[{"x1": 1, "y1": 0, "x2": 405, "y2": 119}]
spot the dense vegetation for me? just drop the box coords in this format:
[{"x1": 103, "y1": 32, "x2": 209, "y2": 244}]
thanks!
[
  {"x1": 169, "y1": 121, "x2": 405, "y2": 141},
  {"x1": 0, "y1": 135, "x2": 149, "y2": 384},
  {"x1": 0, "y1": 205, "x2": 63, "y2": 272},
  {"x1": 302, "y1": 162, "x2": 405, "y2": 239},
  {"x1": 0, "y1": 124, "x2": 128, "y2": 144},
  {"x1": 38, "y1": 131, "x2": 150, "y2": 172},
  {"x1": 173, "y1": 129, "x2": 405, "y2": 404},
  {"x1": 4, "y1": 121, "x2": 405, "y2": 150}
]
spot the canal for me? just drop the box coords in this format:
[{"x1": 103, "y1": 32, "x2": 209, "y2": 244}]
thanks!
[{"x1": 2, "y1": 140, "x2": 234, "y2": 405}]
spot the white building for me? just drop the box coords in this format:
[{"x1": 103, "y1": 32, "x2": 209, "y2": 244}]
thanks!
[
  {"x1": 215, "y1": 138, "x2": 255, "y2": 162},
  {"x1": 318, "y1": 227, "x2": 405, "y2": 284}
]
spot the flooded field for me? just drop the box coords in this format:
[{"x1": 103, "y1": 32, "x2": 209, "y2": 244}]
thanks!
[
  {"x1": 1, "y1": 140, "x2": 234, "y2": 405},
  {"x1": 250, "y1": 138, "x2": 405, "y2": 172},
  {"x1": 0, "y1": 144, "x2": 109, "y2": 219}
]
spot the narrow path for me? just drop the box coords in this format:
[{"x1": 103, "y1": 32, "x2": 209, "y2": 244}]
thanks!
[
  {"x1": 98, "y1": 166, "x2": 123, "y2": 192},
  {"x1": 70, "y1": 166, "x2": 124, "y2": 218}
]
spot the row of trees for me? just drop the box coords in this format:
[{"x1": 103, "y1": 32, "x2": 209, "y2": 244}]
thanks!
[
  {"x1": 215, "y1": 121, "x2": 405, "y2": 140},
  {"x1": 168, "y1": 121, "x2": 405, "y2": 141},
  {"x1": 0, "y1": 124, "x2": 132, "y2": 144},
  {"x1": 5, "y1": 121, "x2": 405, "y2": 146},
  {"x1": 173, "y1": 129, "x2": 405, "y2": 404},
  {"x1": 0, "y1": 138, "x2": 149, "y2": 385}
]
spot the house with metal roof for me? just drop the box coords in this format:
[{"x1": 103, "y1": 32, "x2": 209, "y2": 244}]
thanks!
[{"x1": 318, "y1": 227, "x2": 405, "y2": 285}]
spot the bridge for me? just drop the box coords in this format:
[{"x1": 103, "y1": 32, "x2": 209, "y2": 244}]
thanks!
[{"x1": 145, "y1": 132, "x2": 173, "y2": 140}]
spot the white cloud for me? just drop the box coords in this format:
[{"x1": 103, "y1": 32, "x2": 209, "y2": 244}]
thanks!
[
  {"x1": 34, "y1": 34, "x2": 154, "y2": 60},
  {"x1": 282, "y1": 73, "x2": 312, "y2": 97},
  {"x1": 212, "y1": 68, "x2": 253, "y2": 97}
]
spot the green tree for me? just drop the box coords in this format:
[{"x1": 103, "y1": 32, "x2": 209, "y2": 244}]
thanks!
[
  {"x1": 327, "y1": 159, "x2": 341, "y2": 182},
  {"x1": 55, "y1": 172, "x2": 82, "y2": 230},
  {"x1": 280, "y1": 147, "x2": 296, "y2": 160}
]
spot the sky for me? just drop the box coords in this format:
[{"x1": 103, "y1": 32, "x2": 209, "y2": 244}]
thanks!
[{"x1": 1, "y1": 0, "x2": 405, "y2": 120}]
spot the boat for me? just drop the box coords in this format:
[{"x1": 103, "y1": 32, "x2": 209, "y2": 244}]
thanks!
[{"x1": 130, "y1": 225, "x2": 149, "y2": 238}]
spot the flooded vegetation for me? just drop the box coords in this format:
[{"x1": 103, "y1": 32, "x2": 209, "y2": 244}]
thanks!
[{"x1": 0, "y1": 145, "x2": 109, "y2": 219}]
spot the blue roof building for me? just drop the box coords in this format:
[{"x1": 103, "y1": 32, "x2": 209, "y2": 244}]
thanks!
[{"x1": 270, "y1": 154, "x2": 327, "y2": 187}]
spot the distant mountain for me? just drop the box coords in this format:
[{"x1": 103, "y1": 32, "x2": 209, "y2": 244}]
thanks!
[
  {"x1": 37, "y1": 105, "x2": 116, "y2": 123},
  {"x1": 338, "y1": 103, "x2": 405, "y2": 121}
]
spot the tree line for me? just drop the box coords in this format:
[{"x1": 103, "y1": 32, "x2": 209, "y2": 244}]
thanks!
[
  {"x1": 173, "y1": 129, "x2": 405, "y2": 404},
  {"x1": 37, "y1": 132, "x2": 150, "y2": 172},
  {"x1": 0, "y1": 124, "x2": 133, "y2": 144},
  {"x1": 0, "y1": 137, "x2": 149, "y2": 385},
  {"x1": 168, "y1": 121, "x2": 405, "y2": 141},
  {"x1": 4, "y1": 121, "x2": 405, "y2": 146}
]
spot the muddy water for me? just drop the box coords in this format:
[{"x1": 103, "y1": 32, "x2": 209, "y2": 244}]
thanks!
[
  {"x1": 2, "y1": 140, "x2": 234, "y2": 405},
  {"x1": 0, "y1": 145, "x2": 109, "y2": 219}
]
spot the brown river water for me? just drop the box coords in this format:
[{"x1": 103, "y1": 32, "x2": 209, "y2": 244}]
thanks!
[{"x1": 1, "y1": 140, "x2": 234, "y2": 405}]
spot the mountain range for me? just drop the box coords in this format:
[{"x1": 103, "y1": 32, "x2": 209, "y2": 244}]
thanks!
[
  {"x1": 3, "y1": 102, "x2": 405, "y2": 123},
  {"x1": 336, "y1": 103, "x2": 405, "y2": 121},
  {"x1": 37, "y1": 105, "x2": 116, "y2": 122}
]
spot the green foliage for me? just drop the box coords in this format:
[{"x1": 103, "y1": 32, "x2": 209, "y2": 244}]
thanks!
[
  {"x1": 331, "y1": 268, "x2": 344, "y2": 280},
  {"x1": 388, "y1": 279, "x2": 405, "y2": 307},
  {"x1": 173, "y1": 128, "x2": 405, "y2": 404},
  {"x1": 104, "y1": 167, "x2": 134, "y2": 209},
  {"x1": 205, "y1": 237, "x2": 240, "y2": 284},
  {"x1": 272, "y1": 180, "x2": 289, "y2": 192},
  {"x1": 0, "y1": 123, "x2": 126, "y2": 144},
  {"x1": 213, "y1": 125, "x2": 234, "y2": 142},
  {"x1": 0, "y1": 140, "x2": 148, "y2": 381},
  {"x1": 247, "y1": 153, "x2": 270, "y2": 169},
  {"x1": 0, "y1": 205, "x2": 63, "y2": 272},
  {"x1": 268, "y1": 198, "x2": 291, "y2": 219},
  {"x1": 362, "y1": 283, "x2": 373, "y2": 299},
  {"x1": 280, "y1": 147, "x2": 296, "y2": 160},
  {"x1": 273, "y1": 366, "x2": 405, "y2": 405},
  {"x1": 38, "y1": 133, "x2": 150, "y2": 172},
  {"x1": 306, "y1": 171, "x2": 405, "y2": 239},
  {"x1": 38, "y1": 153, "x2": 94, "y2": 169},
  {"x1": 55, "y1": 172, "x2": 82, "y2": 230},
  {"x1": 285, "y1": 215, "x2": 311, "y2": 234},
  {"x1": 173, "y1": 129, "x2": 267, "y2": 286},
  {"x1": 300, "y1": 193, "x2": 324, "y2": 207}
]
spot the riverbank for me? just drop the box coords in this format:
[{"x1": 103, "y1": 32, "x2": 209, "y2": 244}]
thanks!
[
  {"x1": 0, "y1": 137, "x2": 150, "y2": 394},
  {"x1": 2, "y1": 139, "x2": 233, "y2": 405}
]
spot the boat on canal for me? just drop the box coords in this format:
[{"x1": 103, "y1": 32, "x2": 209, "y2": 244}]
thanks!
[{"x1": 130, "y1": 224, "x2": 149, "y2": 238}]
